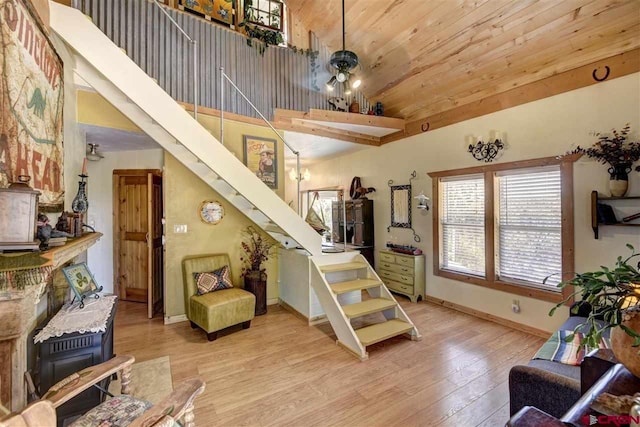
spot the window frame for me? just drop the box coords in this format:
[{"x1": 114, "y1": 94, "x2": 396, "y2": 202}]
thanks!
[{"x1": 428, "y1": 154, "x2": 579, "y2": 304}]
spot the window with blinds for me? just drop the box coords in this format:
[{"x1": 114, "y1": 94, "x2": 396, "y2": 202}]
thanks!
[
  {"x1": 441, "y1": 175, "x2": 485, "y2": 276},
  {"x1": 497, "y1": 167, "x2": 562, "y2": 290}
]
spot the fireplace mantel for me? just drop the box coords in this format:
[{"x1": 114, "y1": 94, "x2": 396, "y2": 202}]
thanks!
[{"x1": 0, "y1": 232, "x2": 102, "y2": 411}]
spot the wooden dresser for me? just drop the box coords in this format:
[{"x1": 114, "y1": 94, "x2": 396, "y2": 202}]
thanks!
[{"x1": 377, "y1": 250, "x2": 425, "y2": 303}]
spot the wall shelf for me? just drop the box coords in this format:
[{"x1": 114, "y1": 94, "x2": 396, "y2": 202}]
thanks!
[{"x1": 591, "y1": 191, "x2": 640, "y2": 239}]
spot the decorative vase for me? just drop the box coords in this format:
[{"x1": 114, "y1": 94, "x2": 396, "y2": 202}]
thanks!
[
  {"x1": 244, "y1": 270, "x2": 267, "y2": 316},
  {"x1": 72, "y1": 174, "x2": 89, "y2": 213},
  {"x1": 608, "y1": 163, "x2": 632, "y2": 197},
  {"x1": 610, "y1": 307, "x2": 640, "y2": 378},
  {"x1": 349, "y1": 100, "x2": 359, "y2": 113}
]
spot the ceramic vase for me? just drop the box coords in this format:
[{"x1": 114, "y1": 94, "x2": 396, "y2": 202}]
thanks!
[
  {"x1": 610, "y1": 307, "x2": 640, "y2": 378},
  {"x1": 608, "y1": 163, "x2": 632, "y2": 197}
]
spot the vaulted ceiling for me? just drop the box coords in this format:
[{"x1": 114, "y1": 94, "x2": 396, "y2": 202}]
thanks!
[{"x1": 286, "y1": 0, "x2": 640, "y2": 121}]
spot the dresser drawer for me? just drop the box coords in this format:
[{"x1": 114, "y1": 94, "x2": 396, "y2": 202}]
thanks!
[
  {"x1": 397, "y1": 273, "x2": 414, "y2": 285},
  {"x1": 380, "y1": 252, "x2": 396, "y2": 263},
  {"x1": 378, "y1": 269, "x2": 401, "y2": 283},
  {"x1": 380, "y1": 262, "x2": 414, "y2": 276},
  {"x1": 395, "y1": 256, "x2": 415, "y2": 267},
  {"x1": 386, "y1": 280, "x2": 414, "y2": 295}
]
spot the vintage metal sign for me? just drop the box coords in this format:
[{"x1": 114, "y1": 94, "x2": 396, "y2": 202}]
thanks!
[{"x1": 0, "y1": 0, "x2": 64, "y2": 210}]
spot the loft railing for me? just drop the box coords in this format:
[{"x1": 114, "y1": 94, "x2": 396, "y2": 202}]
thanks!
[
  {"x1": 146, "y1": 2, "x2": 306, "y2": 216},
  {"x1": 219, "y1": 68, "x2": 304, "y2": 216},
  {"x1": 152, "y1": 0, "x2": 198, "y2": 120}
]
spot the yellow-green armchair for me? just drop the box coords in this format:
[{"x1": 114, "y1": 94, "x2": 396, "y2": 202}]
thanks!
[{"x1": 182, "y1": 254, "x2": 255, "y2": 341}]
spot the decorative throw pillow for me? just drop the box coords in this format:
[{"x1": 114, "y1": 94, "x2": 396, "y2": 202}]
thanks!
[{"x1": 194, "y1": 265, "x2": 233, "y2": 295}]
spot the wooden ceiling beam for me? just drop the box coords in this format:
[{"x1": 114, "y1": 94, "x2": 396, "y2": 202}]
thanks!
[
  {"x1": 381, "y1": 49, "x2": 640, "y2": 145},
  {"x1": 290, "y1": 119, "x2": 381, "y2": 143},
  {"x1": 306, "y1": 109, "x2": 405, "y2": 130},
  {"x1": 274, "y1": 120, "x2": 381, "y2": 147}
]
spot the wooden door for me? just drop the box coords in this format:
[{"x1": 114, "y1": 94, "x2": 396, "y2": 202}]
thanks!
[
  {"x1": 114, "y1": 170, "x2": 163, "y2": 318},
  {"x1": 148, "y1": 174, "x2": 163, "y2": 318}
]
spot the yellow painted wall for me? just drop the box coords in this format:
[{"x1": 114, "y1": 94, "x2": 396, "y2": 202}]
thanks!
[
  {"x1": 164, "y1": 154, "x2": 280, "y2": 317},
  {"x1": 77, "y1": 91, "x2": 141, "y2": 132},
  {"x1": 77, "y1": 90, "x2": 290, "y2": 318}
]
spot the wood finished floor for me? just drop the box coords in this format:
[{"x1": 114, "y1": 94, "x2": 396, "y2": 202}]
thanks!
[{"x1": 114, "y1": 298, "x2": 545, "y2": 427}]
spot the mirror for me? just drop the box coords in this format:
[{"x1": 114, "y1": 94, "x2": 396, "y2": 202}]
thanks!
[{"x1": 390, "y1": 185, "x2": 411, "y2": 228}]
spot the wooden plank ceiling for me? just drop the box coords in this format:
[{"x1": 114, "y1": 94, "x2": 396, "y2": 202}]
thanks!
[{"x1": 286, "y1": 0, "x2": 640, "y2": 121}]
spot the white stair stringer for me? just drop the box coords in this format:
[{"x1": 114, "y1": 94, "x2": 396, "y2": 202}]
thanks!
[
  {"x1": 49, "y1": 2, "x2": 321, "y2": 255},
  {"x1": 310, "y1": 252, "x2": 421, "y2": 361}
]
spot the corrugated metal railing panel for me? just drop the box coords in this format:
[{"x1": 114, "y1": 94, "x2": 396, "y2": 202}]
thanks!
[{"x1": 70, "y1": 1, "x2": 369, "y2": 119}]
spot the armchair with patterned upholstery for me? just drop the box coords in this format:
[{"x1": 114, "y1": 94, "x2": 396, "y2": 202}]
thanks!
[
  {"x1": 0, "y1": 355, "x2": 205, "y2": 427},
  {"x1": 182, "y1": 253, "x2": 255, "y2": 341}
]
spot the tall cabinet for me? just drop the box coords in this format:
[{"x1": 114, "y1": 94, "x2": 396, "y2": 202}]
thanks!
[{"x1": 331, "y1": 199, "x2": 375, "y2": 266}]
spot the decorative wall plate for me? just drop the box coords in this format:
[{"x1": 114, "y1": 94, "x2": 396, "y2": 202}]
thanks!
[{"x1": 199, "y1": 200, "x2": 224, "y2": 224}]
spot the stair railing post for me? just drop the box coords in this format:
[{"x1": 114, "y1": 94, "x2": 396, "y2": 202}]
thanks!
[
  {"x1": 193, "y1": 39, "x2": 198, "y2": 121},
  {"x1": 296, "y1": 153, "x2": 301, "y2": 217},
  {"x1": 152, "y1": 0, "x2": 198, "y2": 121},
  {"x1": 343, "y1": 198, "x2": 348, "y2": 251},
  {"x1": 220, "y1": 67, "x2": 224, "y2": 145}
]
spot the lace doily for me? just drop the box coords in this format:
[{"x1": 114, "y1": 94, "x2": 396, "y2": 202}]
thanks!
[{"x1": 34, "y1": 295, "x2": 118, "y2": 343}]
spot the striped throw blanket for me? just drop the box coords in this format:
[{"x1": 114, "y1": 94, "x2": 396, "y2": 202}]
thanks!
[{"x1": 533, "y1": 330, "x2": 610, "y2": 366}]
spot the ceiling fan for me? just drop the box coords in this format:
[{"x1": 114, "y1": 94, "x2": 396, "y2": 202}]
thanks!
[
  {"x1": 86, "y1": 143, "x2": 104, "y2": 161},
  {"x1": 326, "y1": 0, "x2": 361, "y2": 95}
]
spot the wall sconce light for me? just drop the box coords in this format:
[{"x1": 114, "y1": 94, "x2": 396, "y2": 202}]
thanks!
[
  {"x1": 414, "y1": 192, "x2": 430, "y2": 210},
  {"x1": 289, "y1": 167, "x2": 311, "y2": 182},
  {"x1": 467, "y1": 131, "x2": 505, "y2": 163}
]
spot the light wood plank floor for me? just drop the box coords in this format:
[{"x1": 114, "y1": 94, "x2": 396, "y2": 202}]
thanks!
[{"x1": 114, "y1": 298, "x2": 545, "y2": 427}]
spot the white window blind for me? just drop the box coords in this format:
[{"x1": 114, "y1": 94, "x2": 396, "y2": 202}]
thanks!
[
  {"x1": 497, "y1": 168, "x2": 562, "y2": 290},
  {"x1": 441, "y1": 175, "x2": 485, "y2": 276}
]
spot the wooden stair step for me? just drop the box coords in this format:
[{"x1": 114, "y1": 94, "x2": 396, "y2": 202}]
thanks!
[
  {"x1": 355, "y1": 319, "x2": 414, "y2": 346},
  {"x1": 320, "y1": 262, "x2": 368, "y2": 273},
  {"x1": 342, "y1": 298, "x2": 397, "y2": 318},
  {"x1": 330, "y1": 278, "x2": 381, "y2": 294}
]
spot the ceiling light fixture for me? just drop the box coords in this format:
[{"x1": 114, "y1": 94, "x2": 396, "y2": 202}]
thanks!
[
  {"x1": 86, "y1": 143, "x2": 104, "y2": 161},
  {"x1": 326, "y1": 0, "x2": 361, "y2": 95}
]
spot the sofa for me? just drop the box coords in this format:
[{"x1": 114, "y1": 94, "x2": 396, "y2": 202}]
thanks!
[{"x1": 508, "y1": 302, "x2": 611, "y2": 418}]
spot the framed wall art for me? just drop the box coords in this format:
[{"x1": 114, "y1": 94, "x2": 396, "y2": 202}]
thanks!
[
  {"x1": 243, "y1": 135, "x2": 277, "y2": 189},
  {"x1": 178, "y1": 0, "x2": 235, "y2": 27},
  {"x1": 0, "y1": 0, "x2": 65, "y2": 211}
]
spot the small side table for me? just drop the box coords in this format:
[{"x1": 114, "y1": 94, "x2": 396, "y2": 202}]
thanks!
[{"x1": 244, "y1": 271, "x2": 267, "y2": 316}]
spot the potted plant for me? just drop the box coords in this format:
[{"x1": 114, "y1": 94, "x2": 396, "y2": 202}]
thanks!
[
  {"x1": 549, "y1": 244, "x2": 640, "y2": 377},
  {"x1": 240, "y1": 225, "x2": 277, "y2": 315},
  {"x1": 568, "y1": 124, "x2": 640, "y2": 197}
]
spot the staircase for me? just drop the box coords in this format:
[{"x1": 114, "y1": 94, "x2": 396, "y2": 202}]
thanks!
[
  {"x1": 49, "y1": 1, "x2": 420, "y2": 360},
  {"x1": 310, "y1": 252, "x2": 421, "y2": 360}
]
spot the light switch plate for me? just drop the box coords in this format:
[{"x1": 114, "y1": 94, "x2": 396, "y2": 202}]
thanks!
[{"x1": 173, "y1": 224, "x2": 188, "y2": 233}]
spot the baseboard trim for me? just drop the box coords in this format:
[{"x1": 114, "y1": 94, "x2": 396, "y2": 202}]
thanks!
[
  {"x1": 164, "y1": 314, "x2": 188, "y2": 325},
  {"x1": 423, "y1": 296, "x2": 550, "y2": 339},
  {"x1": 267, "y1": 298, "x2": 279, "y2": 306},
  {"x1": 278, "y1": 299, "x2": 328, "y2": 326}
]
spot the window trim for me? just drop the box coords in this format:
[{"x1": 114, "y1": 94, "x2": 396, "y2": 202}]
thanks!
[{"x1": 428, "y1": 154, "x2": 580, "y2": 304}]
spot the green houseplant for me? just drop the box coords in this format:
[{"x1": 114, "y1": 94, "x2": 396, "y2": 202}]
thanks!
[
  {"x1": 549, "y1": 244, "x2": 640, "y2": 376},
  {"x1": 568, "y1": 124, "x2": 640, "y2": 196}
]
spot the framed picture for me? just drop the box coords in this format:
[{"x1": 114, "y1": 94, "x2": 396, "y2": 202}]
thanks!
[
  {"x1": 62, "y1": 263, "x2": 103, "y2": 308},
  {"x1": 243, "y1": 136, "x2": 278, "y2": 189},
  {"x1": 178, "y1": 0, "x2": 235, "y2": 27}
]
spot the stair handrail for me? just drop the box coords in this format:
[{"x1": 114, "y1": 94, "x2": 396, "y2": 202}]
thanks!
[
  {"x1": 219, "y1": 67, "x2": 303, "y2": 216},
  {"x1": 152, "y1": 0, "x2": 198, "y2": 120}
]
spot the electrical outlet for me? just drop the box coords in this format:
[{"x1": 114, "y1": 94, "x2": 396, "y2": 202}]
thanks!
[
  {"x1": 512, "y1": 299, "x2": 520, "y2": 314},
  {"x1": 173, "y1": 224, "x2": 188, "y2": 234}
]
